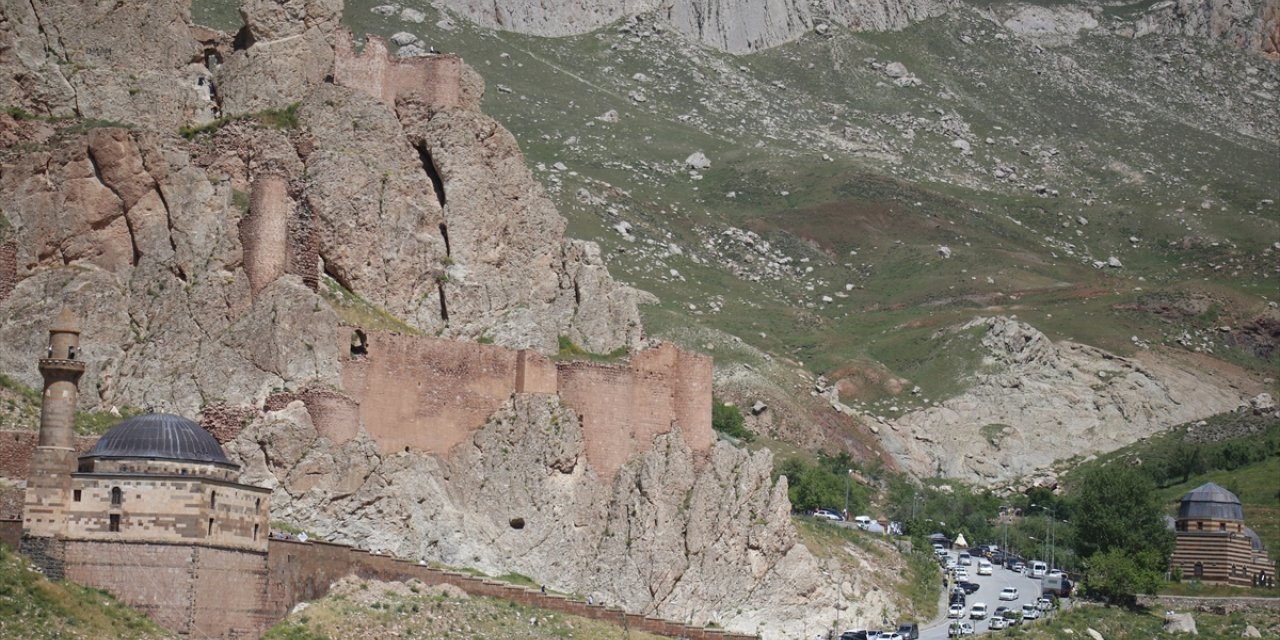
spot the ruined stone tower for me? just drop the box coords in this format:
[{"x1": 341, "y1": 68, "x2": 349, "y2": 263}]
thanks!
[{"x1": 20, "y1": 307, "x2": 85, "y2": 575}]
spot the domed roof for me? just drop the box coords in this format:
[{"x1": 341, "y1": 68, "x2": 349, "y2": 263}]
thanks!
[
  {"x1": 1177, "y1": 482, "x2": 1243, "y2": 522},
  {"x1": 83, "y1": 413, "x2": 235, "y2": 467},
  {"x1": 1243, "y1": 526, "x2": 1264, "y2": 550}
]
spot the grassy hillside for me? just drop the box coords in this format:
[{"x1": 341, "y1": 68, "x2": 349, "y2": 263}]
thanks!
[
  {"x1": 263, "y1": 576, "x2": 669, "y2": 640},
  {"x1": 1008, "y1": 603, "x2": 1278, "y2": 639},
  {"x1": 0, "y1": 543, "x2": 174, "y2": 640},
  {"x1": 189, "y1": 0, "x2": 1278, "y2": 464}
]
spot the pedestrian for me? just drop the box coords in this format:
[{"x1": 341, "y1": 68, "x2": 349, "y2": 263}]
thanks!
[
  {"x1": 540, "y1": 585, "x2": 546, "y2": 595},
  {"x1": 588, "y1": 595, "x2": 594, "y2": 606}
]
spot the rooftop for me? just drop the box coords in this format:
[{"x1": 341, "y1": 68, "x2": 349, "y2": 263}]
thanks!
[{"x1": 82, "y1": 413, "x2": 236, "y2": 468}]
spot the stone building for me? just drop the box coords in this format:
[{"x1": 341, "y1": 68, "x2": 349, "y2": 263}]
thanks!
[
  {"x1": 1169, "y1": 482, "x2": 1275, "y2": 587},
  {"x1": 20, "y1": 309, "x2": 275, "y2": 637}
]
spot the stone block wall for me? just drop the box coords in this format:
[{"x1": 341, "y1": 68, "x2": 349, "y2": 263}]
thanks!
[
  {"x1": 240, "y1": 173, "x2": 293, "y2": 297},
  {"x1": 333, "y1": 29, "x2": 461, "y2": 110},
  {"x1": 338, "y1": 332, "x2": 714, "y2": 477},
  {"x1": 340, "y1": 332, "x2": 529, "y2": 455},
  {"x1": 264, "y1": 539, "x2": 758, "y2": 640},
  {"x1": 0, "y1": 518, "x2": 19, "y2": 548},
  {"x1": 0, "y1": 240, "x2": 16, "y2": 302},
  {"x1": 0, "y1": 431, "x2": 97, "y2": 480},
  {"x1": 557, "y1": 342, "x2": 713, "y2": 477},
  {"x1": 66, "y1": 474, "x2": 270, "y2": 551},
  {"x1": 63, "y1": 540, "x2": 272, "y2": 638}
]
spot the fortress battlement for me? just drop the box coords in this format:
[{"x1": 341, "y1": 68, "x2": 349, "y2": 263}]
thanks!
[{"x1": 332, "y1": 28, "x2": 461, "y2": 110}]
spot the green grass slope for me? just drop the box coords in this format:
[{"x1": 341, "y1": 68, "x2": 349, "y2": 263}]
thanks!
[{"x1": 0, "y1": 543, "x2": 174, "y2": 640}]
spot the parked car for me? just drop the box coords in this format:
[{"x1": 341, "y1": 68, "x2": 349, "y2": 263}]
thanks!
[
  {"x1": 988, "y1": 616, "x2": 1008, "y2": 631},
  {"x1": 950, "y1": 591, "x2": 966, "y2": 607},
  {"x1": 814, "y1": 509, "x2": 843, "y2": 521},
  {"x1": 1036, "y1": 597, "x2": 1054, "y2": 612},
  {"x1": 969, "y1": 603, "x2": 988, "y2": 620},
  {"x1": 977, "y1": 560, "x2": 993, "y2": 576},
  {"x1": 839, "y1": 630, "x2": 869, "y2": 640},
  {"x1": 958, "y1": 581, "x2": 980, "y2": 594},
  {"x1": 947, "y1": 621, "x2": 975, "y2": 637},
  {"x1": 1022, "y1": 603, "x2": 1041, "y2": 621},
  {"x1": 874, "y1": 633, "x2": 904, "y2": 640},
  {"x1": 949, "y1": 603, "x2": 966, "y2": 618},
  {"x1": 958, "y1": 552, "x2": 972, "y2": 566},
  {"x1": 999, "y1": 587, "x2": 1019, "y2": 601},
  {"x1": 955, "y1": 567, "x2": 969, "y2": 580},
  {"x1": 854, "y1": 515, "x2": 874, "y2": 528},
  {"x1": 896, "y1": 622, "x2": 920, "y2": 640},
  {"x1": 1001, "y1": 608, "x2": 1021, "y2": 626},
  {"x1": 1011, "y1": 561, "x2": 1026, "y2": 574}
]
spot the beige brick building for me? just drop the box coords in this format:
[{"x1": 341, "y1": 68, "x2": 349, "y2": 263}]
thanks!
[{"x1": 21, "y1": 309, "x2": 275, "y2": 637}]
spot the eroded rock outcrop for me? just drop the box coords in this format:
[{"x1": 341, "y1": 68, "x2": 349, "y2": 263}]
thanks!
[
  {"x1": 877, "y1": 317, "x2": 1254, "y2": 484},
  {"x1": 431, "y1": 0, "x2": 952, "y2": 53},
  {"x1": 225, "y1": 393, "x2": 893, "y2": 638},
  {"x1": 1134, "y1": 0, "x2": 1280, "y2": 59}
]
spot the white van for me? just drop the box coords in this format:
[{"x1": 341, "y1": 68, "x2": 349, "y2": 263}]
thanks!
[
  {"x1": 958, "y1": 552, "x2": 972, "y2": 566},
  {"x1": 1029, "y1": 561, "x2": 1048, "y2": 578},
  {"x1": 977, "y1": 559, "x2": 993, "y2": 576}
]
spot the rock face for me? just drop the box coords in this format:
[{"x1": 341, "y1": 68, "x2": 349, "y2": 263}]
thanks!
[
  {"x1": 877, "y1": 317, "x2": 1252, "y2": 484},
  {"x1": 1134, "y1": 0, "x2": 1280, "y2": 59},
  {"x1": 433, "y1": 0, "x2": 952, "y2": 52},
  {"x1": 0, "y1": 0, "x2": 215, "y2": 129},
  {"x1": 225, "y1": 393, "x2": 892, "y2": 638}
]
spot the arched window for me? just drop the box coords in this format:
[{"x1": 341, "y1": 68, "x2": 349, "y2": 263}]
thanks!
[
  {"x1": 253, "y1": 524, "x2": 259, "y2": 541},
  {"x1": 210, "y1": 491, "x2": 217, "y2": 509},
  {"x1": 255, "y1": 498, "x2": 261, "y2": 512},
  {"x1": 110, "y1": 487, "x2": 122, "y2": 506}
]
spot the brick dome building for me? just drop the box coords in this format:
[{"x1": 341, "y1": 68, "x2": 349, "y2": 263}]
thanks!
[{"x1": 1169, "y1": 482, "x2": 1275, "y2": 587}]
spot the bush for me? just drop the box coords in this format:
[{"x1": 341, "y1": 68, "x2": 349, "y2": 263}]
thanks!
[{"x1": 711, "y1": 400, "x2": 754, "y2": 442}]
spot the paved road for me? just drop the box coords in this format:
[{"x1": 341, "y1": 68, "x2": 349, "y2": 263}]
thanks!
[{"x1": 919, "y1": 555, "x2": 1044, "y2": 640}]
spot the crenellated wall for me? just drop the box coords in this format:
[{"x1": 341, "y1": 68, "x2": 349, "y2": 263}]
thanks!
[
  {"x1": 336, "y1": 331, "x2": 713, "y2": 477},
  {"x1": 333, "y1": 29, "x2": 461, "y2": 110}
]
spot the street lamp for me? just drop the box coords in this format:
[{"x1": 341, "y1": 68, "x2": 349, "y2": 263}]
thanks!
[
  {"x1": 1031, "y1": 503, "x2": 1055, "y2": 569},
  {"x1": 843, "y1": 469, "x2": 852, "y2": 520}
]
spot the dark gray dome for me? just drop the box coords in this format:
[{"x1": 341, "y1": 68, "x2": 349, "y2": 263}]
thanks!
[
  {"x1": 1177, "y1": 482, "x2": 1244, "y2": 522},
  {"x1": 1243, "y1": 526, "x2": 1264, "y2": 550},
  {"x1": 84, "y1": 413, "x2": 235, "y2": 467}
]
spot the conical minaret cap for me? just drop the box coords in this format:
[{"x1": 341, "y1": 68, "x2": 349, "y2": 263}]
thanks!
[{"x1": 50, "y1": 307, "x2": 80, "y2": 334}]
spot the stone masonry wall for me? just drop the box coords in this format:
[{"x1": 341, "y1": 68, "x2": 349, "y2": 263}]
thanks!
[
  {"x1": 0, "y1": 430, "x2": 98, "y2": 480},
  {"x1": 0, "y1": 518, "x2": 19, "y2": 548},
  {"x1": 240, "y1": 173, "x2": 293, "y2": 297},
  {"x1": 64, "y1": 540, "x2": 272, "y2": 639},
  {"x1": 337, "y1": 332, "x2": 713, "y2": 477},
  {"x1": 558, "y1": 342, "x2": 713, "y2": 478},
  {"x1": 333, "y1": 29, "x2": 461, "y2": 110},
  {"x1": 340, "y1": 332, "x2": 525, "y2": 455},
  {"x1": 0, "y1": 240, "x2": 16, "y2": 302},
  {"x1": 265, "y1": 539, "x2": 756, "y2": 640}
]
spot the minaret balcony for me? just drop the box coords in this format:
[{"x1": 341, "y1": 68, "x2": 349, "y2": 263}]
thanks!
[{"x1": 39, "y1": 358, "x2": 87, "y2": 374}]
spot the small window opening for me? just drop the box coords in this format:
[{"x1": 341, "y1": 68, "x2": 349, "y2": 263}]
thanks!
[
  {"x1": 1220, "y1": 522, "x2": 1227, "y2": 532},
  {"x1": 255, "y1": 498, "x2": 262, "y2": 512},
  {"x1": 210, "y1": 490, "x2": 217, "y2": 509},
  {"x1": 208, "y1": 518, "x2": 215, "y2": 536},
  {"x1": 109, "y1": 513, "x2": 120, "y2": 532},
  {"x1": 110, "y1": 487, "x2": 122, "y2": 506},
  {"x1": 73, "y1": 489, "x2": 82, "y2": 502},
  {"x1": 509, "y1": 517, "x2": 525, "y2": 530},
  {"x1": 253, "y1": 524, "x2": 259, "y2": 541},
  {"x1": 350, "y1": 329, "x2": 368, "y2": 356}
]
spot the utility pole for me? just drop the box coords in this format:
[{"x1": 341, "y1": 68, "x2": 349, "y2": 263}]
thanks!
[{"x1": 843, "y1": 469, "x2": 852, "y2": 519}]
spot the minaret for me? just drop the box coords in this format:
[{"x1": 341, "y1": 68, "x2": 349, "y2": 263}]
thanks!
[{"x1": 22, "y1": 307, "x2": 86, "y2": 542}]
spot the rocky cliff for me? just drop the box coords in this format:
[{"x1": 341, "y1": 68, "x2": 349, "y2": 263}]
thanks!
[
  {"x1": 224, "y1": 392, "x2": 900, "y2": 637},
  {"x1": 1134, "y1": 0, "x2": 1280, "y2": 59},
  {"x1": 875, "y1": 317, "x2": 1256, "y2": 485},
  {"x1": 425, "y1": 0, "x2": 951, "y2": 52},
  {"x1": 0, "y1": 0, "x2": 644, "y2": 415}
]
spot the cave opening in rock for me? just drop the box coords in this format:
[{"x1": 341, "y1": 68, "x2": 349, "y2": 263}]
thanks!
[
  {"x1": 437, "y1": 281, "x2": 449, "y2": 322},
  {"x1": 350, "y1": 329, "x2": 368, "y2": 357},
  {"x1": 439, "y1": 223, "x2": 451, "y2": 256},
  {"x1": 509, "y1": 517, "x2": 525, "y2": 530}
]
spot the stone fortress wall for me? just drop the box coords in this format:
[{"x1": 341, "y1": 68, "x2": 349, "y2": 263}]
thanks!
[
  {"x1": 336, "y1": 330, "x2": 713, "y2": 478},
  {"x1": 332, "y1": 28, "x2": 462, "y2": 110}
]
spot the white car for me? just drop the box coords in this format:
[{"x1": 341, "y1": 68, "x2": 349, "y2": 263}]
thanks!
[
  {"x1": 977, "y1": 560, "x2": 993, "y2": 576},
  {"x1": 1022, "y1": 603, "x2": 1041, "y2": 620},
  {"x1": 949, "y1": 603, "x2": 966, "y2": 618},
  {"x1": 813, "y1": 509, "x2": 843, "y2": 521},
  {"x1": 1036, "y1": 597, "x2": 1054, "y2": 611},
  {"x1": 955, "y1": 567, "x2": 969, "y2": 580},
  {"x1": 988, "y1": 617, "x2": 1008, "y2": 630},
  {"x1": 999, "y1": 587, "x2": 1019, "y2": 601},
  {"x1": 970, "y1": 603, "x2": 988, "y2": 620}
]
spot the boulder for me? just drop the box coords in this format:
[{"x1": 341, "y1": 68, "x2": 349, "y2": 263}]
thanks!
[
  {"x1": 1163, "y1": 612, "x2": 1197, "y2": 634},
  {"x1": 240, "y1": 0, "x2": 343, "y2": 41},
  {"x1": 685, "y1": 151, "x2": 712, "y2": 170}
]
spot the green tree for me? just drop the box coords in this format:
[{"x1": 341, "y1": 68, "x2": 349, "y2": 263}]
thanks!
[
  {"x1": 711, "y1": 399, "x2": 754, "y2": 442},
  {"x1": 1084, "y1": 548, "x2": 1164, "y2": 606},
  {"x1": 1071, "y1": 463, "x2": 1173, "y2": 561},
  {"x1": 1071, "y1": 464, "x2": 1174, "y2": 603}
]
